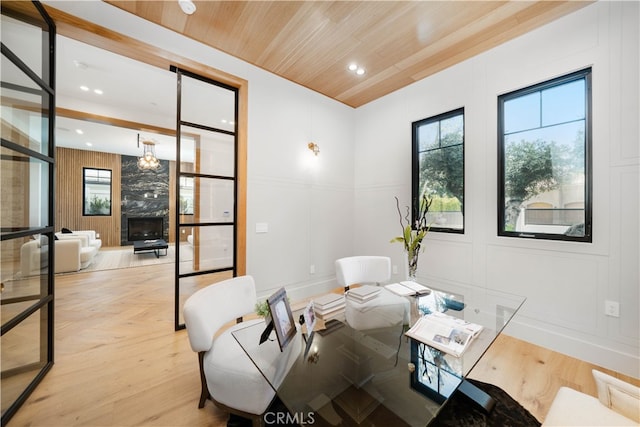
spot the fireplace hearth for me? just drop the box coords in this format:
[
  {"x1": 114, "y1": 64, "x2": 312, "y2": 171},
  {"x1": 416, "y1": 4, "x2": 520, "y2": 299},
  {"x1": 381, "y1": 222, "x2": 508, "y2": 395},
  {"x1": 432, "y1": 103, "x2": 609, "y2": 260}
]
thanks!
[{"x1": 127, "y1": 217, "x2": 164, "y2": 241}]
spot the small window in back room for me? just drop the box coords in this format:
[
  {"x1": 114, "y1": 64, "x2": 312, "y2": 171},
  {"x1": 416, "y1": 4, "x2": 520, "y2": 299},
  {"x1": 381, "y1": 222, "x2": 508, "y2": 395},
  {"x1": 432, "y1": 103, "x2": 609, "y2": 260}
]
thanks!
[{"x1": 83, "y1": 167, "x2": 112, "y2": 216}]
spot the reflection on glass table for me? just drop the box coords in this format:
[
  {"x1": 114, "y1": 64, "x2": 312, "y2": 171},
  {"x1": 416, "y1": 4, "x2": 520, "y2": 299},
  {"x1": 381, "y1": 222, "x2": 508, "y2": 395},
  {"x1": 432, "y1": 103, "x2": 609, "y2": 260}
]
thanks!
[
  {"x1": 410, "y1": 340, "x2": 462, "y2": 404},
  {"x1": 233, "y1": 285, "x2": 525, "y2": 426},
  {"x1": 407, "y1": 286, "x2": 526, "y2": 409}
]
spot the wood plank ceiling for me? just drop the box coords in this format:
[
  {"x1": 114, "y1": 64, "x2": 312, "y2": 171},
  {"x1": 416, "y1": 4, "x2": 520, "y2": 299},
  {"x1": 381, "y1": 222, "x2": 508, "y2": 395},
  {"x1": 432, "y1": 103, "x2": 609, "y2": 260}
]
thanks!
[{"x1": 108, "y1": 1, "x2": 592, "y2": 108}]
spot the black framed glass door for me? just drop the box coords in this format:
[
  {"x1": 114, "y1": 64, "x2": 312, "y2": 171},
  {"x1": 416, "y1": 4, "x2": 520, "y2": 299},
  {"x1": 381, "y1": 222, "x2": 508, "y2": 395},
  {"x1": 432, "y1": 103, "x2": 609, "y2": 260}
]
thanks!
[
  {"x1": 173, "y1": 67, "x2": 238, "y2": 330},
  {"x1": 1, "y1": 1, "x2": 56, "y2": 423}
]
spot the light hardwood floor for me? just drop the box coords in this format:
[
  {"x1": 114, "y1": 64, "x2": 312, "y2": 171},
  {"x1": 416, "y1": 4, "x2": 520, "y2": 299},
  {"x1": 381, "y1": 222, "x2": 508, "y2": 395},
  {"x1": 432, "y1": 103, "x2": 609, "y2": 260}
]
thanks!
[{"x1": 7, "y1": 263, "x2": 639, "y2": 426}]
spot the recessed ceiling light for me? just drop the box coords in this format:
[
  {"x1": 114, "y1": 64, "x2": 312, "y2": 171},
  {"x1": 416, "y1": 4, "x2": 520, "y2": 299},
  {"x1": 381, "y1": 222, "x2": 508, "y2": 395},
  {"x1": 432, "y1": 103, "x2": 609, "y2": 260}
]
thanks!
[
  {"x1": 94, "y1": 89, "x2": 103, "y2": 95},
  {"x1": 221, "y1": 119, "x2": 228, "y2": 124},
  {"x1": 348, "y1": 63, "x2": 366, "y2": 76},
  {"x1": 75, "y1": 129, "x2": 84, "y2": 135},
  {"x1": 80, "y1": 86, "x2": 89, "y2": 91},
  {"x1": 86, "y1": 142, "x2": 93, "y2": 147}
]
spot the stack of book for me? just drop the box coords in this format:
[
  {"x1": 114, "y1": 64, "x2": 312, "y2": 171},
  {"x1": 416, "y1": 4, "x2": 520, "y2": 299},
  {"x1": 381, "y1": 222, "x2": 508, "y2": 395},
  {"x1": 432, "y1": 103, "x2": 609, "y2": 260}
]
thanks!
[
  {"x1": 313, "y1": 293, "x2": 346, "y2": 322},
  {"x1": 346, "y1": 285, "x2": 381, "y2": 303}
]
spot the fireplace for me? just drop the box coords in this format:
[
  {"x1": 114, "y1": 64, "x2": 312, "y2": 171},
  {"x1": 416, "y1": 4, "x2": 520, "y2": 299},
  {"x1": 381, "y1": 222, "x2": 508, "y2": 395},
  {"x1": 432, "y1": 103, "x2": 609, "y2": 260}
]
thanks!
[{"x1": 127, "y1": 217, "x2": 164, "y2": 241}]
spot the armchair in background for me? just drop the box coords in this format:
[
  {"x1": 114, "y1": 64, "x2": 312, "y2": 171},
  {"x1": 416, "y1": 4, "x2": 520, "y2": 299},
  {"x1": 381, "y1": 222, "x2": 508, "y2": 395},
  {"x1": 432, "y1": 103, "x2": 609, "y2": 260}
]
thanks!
[{"x1": 335, "y1": 256, "x2": 409, "y2": 330}]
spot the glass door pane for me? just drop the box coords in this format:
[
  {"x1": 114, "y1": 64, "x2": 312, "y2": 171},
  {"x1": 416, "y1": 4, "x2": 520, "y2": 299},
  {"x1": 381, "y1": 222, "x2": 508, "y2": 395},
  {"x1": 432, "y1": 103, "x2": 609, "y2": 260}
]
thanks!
[
  {"x1": 174, "y1": 70, "x2": 238, "y2": 330},
  {"x1": 1, "y1": 1, "x2": 55, "y2": 423}
]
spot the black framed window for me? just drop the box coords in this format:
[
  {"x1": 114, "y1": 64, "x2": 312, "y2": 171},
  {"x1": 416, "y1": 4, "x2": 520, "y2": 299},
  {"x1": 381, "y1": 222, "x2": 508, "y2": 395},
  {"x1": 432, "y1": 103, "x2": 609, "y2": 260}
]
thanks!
[
  {"x1": 498, "y1": 68, "x2": 592, "y2": 242},
  {"x1": 83, "y1": 167, "x2": 112, "y2": 216},
  {"x1": 412, "y1": 108, "x2": 465, "y2": 233}
]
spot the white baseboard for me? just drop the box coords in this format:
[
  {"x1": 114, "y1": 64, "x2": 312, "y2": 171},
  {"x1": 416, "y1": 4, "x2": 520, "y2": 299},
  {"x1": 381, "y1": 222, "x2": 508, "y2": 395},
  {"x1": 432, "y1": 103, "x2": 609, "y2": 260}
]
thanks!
[{"x1": 505, "y1": 317, "x2": 640, "y2": 379}]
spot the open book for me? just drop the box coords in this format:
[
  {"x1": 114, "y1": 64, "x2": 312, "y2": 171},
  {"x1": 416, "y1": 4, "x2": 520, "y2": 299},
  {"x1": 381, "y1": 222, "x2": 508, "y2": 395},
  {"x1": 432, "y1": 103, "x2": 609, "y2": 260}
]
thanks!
[
  {"x1": 385, "y1": 281, "x2": 431, "y2": 296},
  {"x1": 405, "y1": 312, "x2": 483, "y2": 357}
]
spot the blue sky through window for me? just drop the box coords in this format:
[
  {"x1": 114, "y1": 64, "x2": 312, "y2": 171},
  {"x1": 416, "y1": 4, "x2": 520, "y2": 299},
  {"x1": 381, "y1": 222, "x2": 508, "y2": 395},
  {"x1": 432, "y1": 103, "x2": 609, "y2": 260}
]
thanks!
[{"x1": 505, "y1": 78, "x2": 585, "y2": 135}]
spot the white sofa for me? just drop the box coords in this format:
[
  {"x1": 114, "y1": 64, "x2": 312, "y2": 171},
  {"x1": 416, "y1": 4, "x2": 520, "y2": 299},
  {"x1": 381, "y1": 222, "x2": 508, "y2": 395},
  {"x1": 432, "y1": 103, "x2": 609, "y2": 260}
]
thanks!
[
  {"x1": 543, "y1": 369, "x2": 640, "y2": 426},
  {"x1": 56, "y1": 230, "x2": 102, "y2": 250},
  {"x1": 20, "y1": 233, "x2": 99, "y2": 276}
]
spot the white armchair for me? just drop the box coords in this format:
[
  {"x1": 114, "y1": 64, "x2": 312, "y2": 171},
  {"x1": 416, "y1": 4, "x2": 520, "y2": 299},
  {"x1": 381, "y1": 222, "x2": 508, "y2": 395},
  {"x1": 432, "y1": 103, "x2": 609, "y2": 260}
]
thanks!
[
  {"x1": 543, "y1": 369, "x2": 640, "y2": 426},
  {"x1": 183, "y1": 275, "x2": 280, "y2": 425},
  {"x1": 55, "y1": 239, "x2": 84, "y2": 273},
  {"x1": 55, "y1": 232, "x2": 98, "y2": 270},
  {"x1": 336, "y1": 256, "x2": 409, "y2": 330}
]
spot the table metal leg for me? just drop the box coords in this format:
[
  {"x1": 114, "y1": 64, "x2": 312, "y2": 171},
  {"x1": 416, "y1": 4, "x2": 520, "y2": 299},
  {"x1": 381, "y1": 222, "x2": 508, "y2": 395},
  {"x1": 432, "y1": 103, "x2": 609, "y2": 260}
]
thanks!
[{"x1": 457, "y1": 379, "x2": 496, "y2": 413}]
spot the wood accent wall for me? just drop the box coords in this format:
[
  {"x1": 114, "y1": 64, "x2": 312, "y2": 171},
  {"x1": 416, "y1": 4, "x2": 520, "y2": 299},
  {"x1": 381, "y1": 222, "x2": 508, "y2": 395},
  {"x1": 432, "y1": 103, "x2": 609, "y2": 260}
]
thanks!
[
  {"x1": 55, "y1": 147, "x2": 122, "y2": 247},
  {"x1": 1, "y1": 121, "x2": 32, "y2": 266},
  {"x1": 56, "y1": 147, "x2": 179, "y2": 247}
]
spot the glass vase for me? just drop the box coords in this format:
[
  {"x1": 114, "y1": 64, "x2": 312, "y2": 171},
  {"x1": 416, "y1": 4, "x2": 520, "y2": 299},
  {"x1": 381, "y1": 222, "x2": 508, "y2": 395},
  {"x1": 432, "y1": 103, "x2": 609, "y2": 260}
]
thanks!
[{"x1": 406, "y1": 249, "x2": 419, "y2": 280}]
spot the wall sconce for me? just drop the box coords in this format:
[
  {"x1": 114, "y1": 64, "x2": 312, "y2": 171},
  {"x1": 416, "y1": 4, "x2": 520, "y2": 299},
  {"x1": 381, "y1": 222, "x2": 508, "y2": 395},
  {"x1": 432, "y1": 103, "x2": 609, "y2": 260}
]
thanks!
[{"x1": 308, "y1": 142, "x2": 320, "y2": 156}]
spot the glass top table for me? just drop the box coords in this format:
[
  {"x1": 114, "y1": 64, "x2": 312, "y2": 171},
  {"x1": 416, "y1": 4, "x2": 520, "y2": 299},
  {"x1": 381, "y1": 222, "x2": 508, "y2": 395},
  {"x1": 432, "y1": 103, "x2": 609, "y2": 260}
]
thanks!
[{"x1": 233, "y1": 285, "x2": 525, "y2": 426}]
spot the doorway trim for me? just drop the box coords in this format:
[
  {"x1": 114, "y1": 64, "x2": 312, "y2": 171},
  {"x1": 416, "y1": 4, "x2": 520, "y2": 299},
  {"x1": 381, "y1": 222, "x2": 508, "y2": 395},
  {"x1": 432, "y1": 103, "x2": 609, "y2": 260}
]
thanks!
[{"x1": 43, "y1": 4, "x2": 248, "y2": 274}]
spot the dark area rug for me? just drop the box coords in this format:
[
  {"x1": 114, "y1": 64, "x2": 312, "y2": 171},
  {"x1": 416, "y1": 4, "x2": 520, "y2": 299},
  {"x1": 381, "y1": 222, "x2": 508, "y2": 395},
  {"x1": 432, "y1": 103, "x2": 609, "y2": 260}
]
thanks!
[
  {"x1": 429, "y1": 379, "x2": 541, "y2": 427},
  {"x1": 227, "y1": 379, "x2": 540, "y2": 427}
]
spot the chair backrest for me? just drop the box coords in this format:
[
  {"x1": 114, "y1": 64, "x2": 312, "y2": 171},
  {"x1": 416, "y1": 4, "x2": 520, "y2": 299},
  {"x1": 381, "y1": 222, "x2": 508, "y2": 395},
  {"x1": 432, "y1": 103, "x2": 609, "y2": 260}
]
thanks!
[
  {"x1": 593, "y1": 369, "x2": 640, "y2": 423},
  {"x1": 335, "y1": 256, "x2": 391, "y2": 289},
  {"x1": 183, "y1": 275, "x2": 257, "y2": 353}
]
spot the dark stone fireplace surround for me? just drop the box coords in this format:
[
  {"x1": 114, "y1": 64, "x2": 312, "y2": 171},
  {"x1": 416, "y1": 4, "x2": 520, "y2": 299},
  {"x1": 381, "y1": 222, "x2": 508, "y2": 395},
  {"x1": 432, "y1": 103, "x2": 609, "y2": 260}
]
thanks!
[{"x1": 120, "y1": 155, "x2": 169, "y2": 245}]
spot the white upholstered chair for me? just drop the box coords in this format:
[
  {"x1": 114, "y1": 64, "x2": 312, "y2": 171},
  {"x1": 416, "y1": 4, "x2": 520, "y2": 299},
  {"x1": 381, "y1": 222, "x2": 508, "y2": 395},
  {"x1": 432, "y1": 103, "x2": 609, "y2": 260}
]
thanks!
[
  {"x1": 183, "y1": 275, "x2": 276, "y2": 425},
  {"x1": 543, "y1": 369, "x2": 640, "y2": 426},
  {"x1": 335, "y1": 256, "x2": 409, "y2": 330}
]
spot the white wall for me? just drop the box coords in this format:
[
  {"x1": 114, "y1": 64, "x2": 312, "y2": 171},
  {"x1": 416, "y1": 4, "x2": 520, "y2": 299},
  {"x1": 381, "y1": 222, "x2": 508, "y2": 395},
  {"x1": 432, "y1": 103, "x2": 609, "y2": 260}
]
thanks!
[
  {"x1": 246, "y1": 69, "x2": 356, "y2": 299},
  {"x1": 353, "y1": 1, "x2": 639, "y2": 377}
]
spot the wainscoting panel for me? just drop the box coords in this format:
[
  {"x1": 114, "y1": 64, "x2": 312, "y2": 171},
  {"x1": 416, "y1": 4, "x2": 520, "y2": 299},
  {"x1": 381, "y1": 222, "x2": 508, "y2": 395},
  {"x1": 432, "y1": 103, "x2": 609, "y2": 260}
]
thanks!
[{"x1": 485, "y1": 244, "x2": 606, "y2": 335}]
